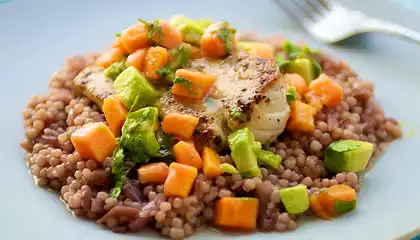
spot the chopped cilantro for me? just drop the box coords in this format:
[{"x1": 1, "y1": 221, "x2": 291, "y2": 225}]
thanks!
[
  {"x1": 168, "y1": 43, "x2": 192, "y2": 69},
  {"x1": 156, "y1": 67, "x2": 175, "y2": 83},
  {"x1": 286, "y1": 86, "x2": 297, "y2": 102},
  {"x1": 282, "y1": 40, "x2": 319, "y2": 60},
  {"x1": 275, "y1": 53, "x2": 290, "y2": 70},
  {"x1": 174, "y1": 77, "x2": 198, "y2": 95},
  {"x1": 230, "y1": 107, "x2": 248, "y2": 121},
  {"x1": 157, "y1": 67, "x2": 174, "y2": 77},
  {"x1": 217, "y1": 21, "x2": 235, "y2": 54},
  {"x1": 115, "y1": 32, "x2": 121, "y2": 37},
  {"x1": 148, "y1": 20, "x2": 163, "y2": 44},
  {"x1": 138, "y1": 18, "x2": 149, "y2": 25},
  {"x1": 110, "y1": 147, "x2": 129, "y2": 198}
]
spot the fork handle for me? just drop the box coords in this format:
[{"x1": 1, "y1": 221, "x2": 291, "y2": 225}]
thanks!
[{"x1": 363, "y1": 19, "x2": 420, "y2": 45}]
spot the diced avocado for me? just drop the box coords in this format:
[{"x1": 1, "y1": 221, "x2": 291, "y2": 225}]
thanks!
[
  {"x1": 170, "y1": 15, "x2": 212, "y2": 45},
  {"x1": 168, "y1": 43, "x2": 192, "y2": 69},
  {"x1": 251, "y1": 141, "x2": 282, "y2": 169},
  {"x1": 228, "y1": 128, "x2": 262, "y2": 178},
  {"x1": 156, "y1": 43, "x2": 193, "y2": 83},
  {"x1": 311, "y1": 59, "x2": 322, "y2": 78},
  {"x1": 104, "y1": 60, "x2": 126, "y2": 80},
  {"x1": 114, "y1": 66, "x2": 158, "y2": 111},
  {"x1": 170, "y1": 15, "x2": 212, "y2": 30},
  {"x1": 170, "y1": 15, "x2": 208, "y2": 45},
  {"x1": 279, "y1": 185, "x2": 310, "y2": 214},
  {"x1": 178, "y1": 24, "x2": 204, "y2": 46},
  {"x1": 220, "y1": 163, "x2": 239, "y2": 175},
  {"x1": 333, "y1": 199, "x2": 357, "y2": 215},
  {"x1": 196, "y1": 18, "x2": 213, "y2": 29},
  {"x1": 256, "y1": 149, "x2": 282, "y2": 169},
  {"x1": 280, "y1": 40, "x2": 322, "y2": 82},
  {"x1": 324, "y1": 140, "x2": 374, "y2": 173},
  {"x1": 120, "y1": 107, "x2": 161, "y2": 162},
  {"x1": 275, "y1": 52, "x2": 287, "y2": 67},
  {"x1": 169, "y1": 15, "x2": 188, "y2": 27},
  {"x1": 282, "y1": 40, "x2": 303, "y2": 59},
  {"x1": 252, "y1": 141, "x2": 262, "y2": 152},
  {"x1": 283, "y1": 58, "x2": 314, "y2": 84},
  {"x1": 286, "y1": 86, "x2": 297, "y2": 102}
]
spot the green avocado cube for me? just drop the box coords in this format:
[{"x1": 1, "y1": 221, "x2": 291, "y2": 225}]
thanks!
[
  {"x1": 195, "y1": 18, "x2": 213, "y2": 29},
  {"x1": 283, "y1": 58, "x2": 315, "y2": 84},
  {"x1": 114, "y1": 66, "x2": 158, "y2": 111},
  {"x1": 324, "y1": 140, "x2": 374, "y2": 173},
  {"x1": 178, "y1": 23, "x2": 204, "y2": 45},
  {"x1": 104, "y1": 60, "x2": 126, "y2": 80},
  {"x1": 279, "y1": 185, "x2": 310, "y2": 214},
  {"x1": 228, "y1": 128, "x2": 262, "y2": 178},
  {"x1": 219, "y1": 163, "x2": 239, "y2": 175},
  {"x1": 333, "y1": 199, "x2": 357, "y2": 215}
]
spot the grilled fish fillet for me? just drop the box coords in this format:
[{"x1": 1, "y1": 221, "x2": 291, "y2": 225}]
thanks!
[
  {"x1": 74, "y1": 66, "x2": 115, "y2": 108},
  {"x1": 75, "y1": 52, "x2": 290, "y2": 149},
  {"x1": 158, "y1": 52, "x2": 290, "y2": 149}
]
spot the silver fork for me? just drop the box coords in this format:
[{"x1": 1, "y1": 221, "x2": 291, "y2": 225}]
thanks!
[{"x1": 272, "y1": 0, "x2": 420, "y2": 44}]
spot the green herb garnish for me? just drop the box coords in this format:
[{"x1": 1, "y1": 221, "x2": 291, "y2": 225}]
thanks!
[
  {"x1": 115, "y1": 32, "x2": 121, "y2": 37},
  {"x1": 230, "y1": 107, "x2": 248, "y2": 121},
  {"x1": 275, "y1": 53, "x2": 291, "y2": 70},
  {"x1": 168, "y1": 43, "x2": 192, "y2": 69},
  {"x1": 157, "y1": 67, "x2": 174, "y2": 78},
  {"x1": 110, "y1": 147, "x2": 129, "y2": 198},
  {"x1": 282, "y1": 40, "x2": 319, "y2": 60},
  {"x1": 282, "y1": 40, "x2": 303, "y2": 60},
  {"x1": 156, "y1": 128, "x2": 173, "y2": 157},
  {"x1": 104, "y1": 59, "x2": 127, "y2": 80},
  {"x1": 174, "y1": 77, "x2": 198, "y2": 95},
  {"x1": 148, "y1": 20, "x2": 163, "y2": 44},
  {"x1": 217, "y1": 21, "x2": 235, "y2": 54},
  {"x1": 286, "y1": 86, "x2": 297, "y2": 102},
  {"x1": 138, "y1": 18, "x2": 150, "y2": 25}
]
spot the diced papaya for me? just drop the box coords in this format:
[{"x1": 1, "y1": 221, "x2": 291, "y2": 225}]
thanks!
[
  {"x1": 125, "y1": 48, "x2": 148, "y2": 72},
  {"x1": 102, "y1": 95, "x2": 128, "y2": 137},
  {"x1": 310, "y1": 194, "x2": 333, "y2": 220},
  {"x1": 95, "y1": 48, "x2": 124, "y2": 68},
  {"x1": 70, "y1": 122, "x2": 117, "y2": 162},
  {"x1": 161, "y1": 113, "x2": 199, "y2": 140},
  {"x1": 172, "y1": 69, "x2": 216, "y2": 100},
  {"x1": 173, "y1": 141, "x2": 202, "y2": 169},
  {"x1": 164, "y1": 162, "x2": 198, "y2": 197},
  {"x1": 120, "y1": 22, "x2": 150, "y2": 53},
  {"x1": 144, "y1": 46, "x2": 169, "y2": 80},
  {"x1": 112, "y1": 37, "x2": 128, "y2": 54},
  {"x1": 248, "y1": 43, "x2": 275, "y2": 60},
  {"x1": 215, "y1": 197, "x2": 259, "y2": 229},
  {"x1": 138, "y1": 162, "x2": 169, "y2": 184},
  {"x1": 308, "y1": 74, "x2": 344, "y2": 108},
  {"x1": 286, "y1": 100, "x2": 316, "y2": 132},
  {"x1": 201, "y1": 21, "x2": 236, "y2": 59},
  {"x1": 150, "y1": 20, "x2": 183, "y2": 49},
  {"x1": 202, "y1": 146, "x2": 223, "y2": 179},
  {"x1": 284, "y1": 73, "x2": 309, "y2": 96}
]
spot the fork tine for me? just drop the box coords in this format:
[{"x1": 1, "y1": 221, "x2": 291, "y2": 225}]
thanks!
[
  {"x1": 289, "y1": 0, "x2": 319, "y2": 20},
  {"x1": 304, "y1": 0, "x2": 329, "y2": 15},
  {"x1": 271, "y1": 0, "x2": 315, "y2": 24}
]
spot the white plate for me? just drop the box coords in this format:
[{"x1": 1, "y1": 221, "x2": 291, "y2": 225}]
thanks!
[{"x1": 1, "y1": 0, "x2": 419, "y2": 239}]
